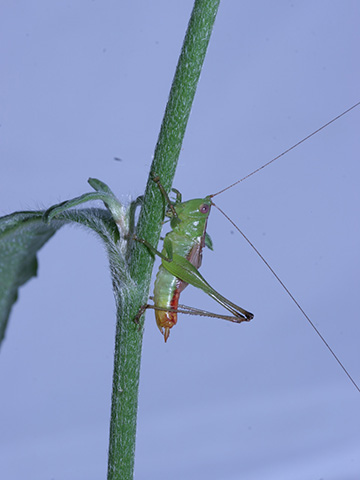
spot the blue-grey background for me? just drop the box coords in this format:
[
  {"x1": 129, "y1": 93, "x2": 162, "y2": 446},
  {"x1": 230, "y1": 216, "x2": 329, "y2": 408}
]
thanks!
[{"x1": 1, "y1": 2, "x2": 359, "y2": 479}]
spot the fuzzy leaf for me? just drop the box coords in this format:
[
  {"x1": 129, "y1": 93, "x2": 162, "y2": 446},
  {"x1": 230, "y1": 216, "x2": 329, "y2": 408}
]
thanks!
[
  {"x1": 0, "y1": 205, "x2": 120, "y2": 347},
  {"x1": 0, "y1": 211, "x2": 60, "y2": 344}
]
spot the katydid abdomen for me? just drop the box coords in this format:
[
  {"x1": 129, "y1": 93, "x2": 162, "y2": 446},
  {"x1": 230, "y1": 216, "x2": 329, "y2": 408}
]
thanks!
[{"x1": 153, "y1": 238, "x2": 199, "y2": 342}]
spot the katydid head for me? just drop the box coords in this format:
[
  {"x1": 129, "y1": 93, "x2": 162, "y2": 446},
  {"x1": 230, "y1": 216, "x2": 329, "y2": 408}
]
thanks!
[{"x1": 166, "y1": 196, "x2": 212, "y2": 229}]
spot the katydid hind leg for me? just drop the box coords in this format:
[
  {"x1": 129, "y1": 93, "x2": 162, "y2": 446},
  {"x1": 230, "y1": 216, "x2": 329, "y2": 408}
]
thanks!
[{"x1": 146, "y1": 298, "x2": 252, "y2": 324}]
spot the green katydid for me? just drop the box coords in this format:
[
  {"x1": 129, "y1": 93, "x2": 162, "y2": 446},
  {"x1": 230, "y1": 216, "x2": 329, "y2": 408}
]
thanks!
[
  {"x1": 135, "y1": 102, "x2": 360, "y2": 393},
  {"x1": 135, "y1": 180, "x2": 253, "y2": 342}
]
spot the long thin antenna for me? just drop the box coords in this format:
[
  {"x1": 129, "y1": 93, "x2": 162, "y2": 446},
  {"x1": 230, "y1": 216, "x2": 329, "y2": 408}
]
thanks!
[
  {"x1": 211, "y1": 101, "x2": 360, "y2": 198},
  {"x1": 212, "y1": 201, "x2": 360, "y2": 394}
]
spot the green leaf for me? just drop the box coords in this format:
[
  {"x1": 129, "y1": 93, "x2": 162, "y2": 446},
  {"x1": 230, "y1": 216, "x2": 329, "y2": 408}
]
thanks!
[
  {"x1": 44, "y1": 178, "x2": 126, "y2": 230},
  {"x1": 0, "y1": 211, "x2": 60, "y2": 345},
  {"x1": 0, "y1": 203, "x2": 123, "y2": 348}
]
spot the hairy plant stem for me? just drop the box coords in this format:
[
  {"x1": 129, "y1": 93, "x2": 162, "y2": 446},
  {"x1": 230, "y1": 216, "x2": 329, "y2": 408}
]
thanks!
[{"x1": 107, "y1": 1, "x2": 220, "y2": 479}]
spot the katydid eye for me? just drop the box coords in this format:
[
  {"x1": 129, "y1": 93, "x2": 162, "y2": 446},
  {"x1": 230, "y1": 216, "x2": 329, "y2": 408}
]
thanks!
[{"x1": 199, "y1": 204, "x2": 210, "y2": 214}]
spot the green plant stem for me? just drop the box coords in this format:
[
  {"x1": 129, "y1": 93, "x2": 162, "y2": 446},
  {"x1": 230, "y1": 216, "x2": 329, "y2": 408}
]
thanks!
[{"x1": 107, "y1": 1, "x2": 220, "y2": 479}]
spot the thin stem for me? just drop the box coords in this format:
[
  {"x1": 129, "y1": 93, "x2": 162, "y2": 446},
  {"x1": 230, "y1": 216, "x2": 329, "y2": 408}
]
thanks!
[{"x1": 107, "y1": 1, "x2": 220, "y2": 479}]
